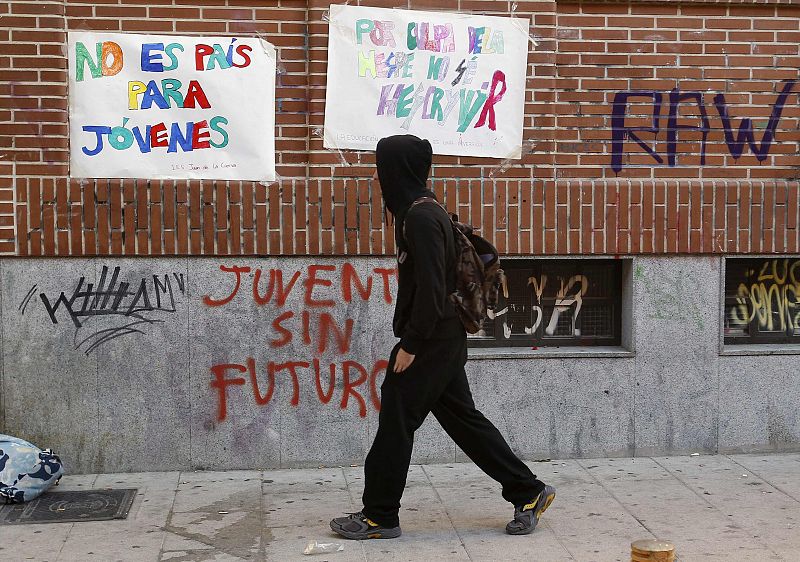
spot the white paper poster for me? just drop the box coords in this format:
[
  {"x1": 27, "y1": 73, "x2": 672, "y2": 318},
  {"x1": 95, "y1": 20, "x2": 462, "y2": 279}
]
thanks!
[
  {"x1": 324, "y1": 5, "x2": 530, "y2": 159},
  {"x1": 68, "y1": 32, "x2": 276, "y2": 181}
]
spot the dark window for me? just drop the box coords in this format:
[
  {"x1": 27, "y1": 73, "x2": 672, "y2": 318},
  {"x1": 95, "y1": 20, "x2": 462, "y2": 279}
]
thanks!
[
  {"x1": 469, "y1": 259, "x2": 622, "y2": 348},
  {"x1": 724, "y1": 257, "x2": 800, "y2": 345}
]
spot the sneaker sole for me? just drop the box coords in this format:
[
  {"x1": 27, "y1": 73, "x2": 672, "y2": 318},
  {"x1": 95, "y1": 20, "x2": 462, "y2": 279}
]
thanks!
[
  {"x1": 507, "y1": 486, "x2": 556, "y2": 536},
  {"x1": 330, "y1": 520, "x2": 402, "y2": 540},
  {"x1": 539, "y1": 486, "x2": 556, "y2": 515}
]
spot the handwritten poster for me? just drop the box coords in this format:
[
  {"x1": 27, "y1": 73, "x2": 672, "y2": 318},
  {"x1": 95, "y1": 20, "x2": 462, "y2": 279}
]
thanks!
[
  {"x1": 68, "y1": 32, "x2": 276, "y2": 181},
  {"x1": 323, "y1": 5, "x2": 530, "y2": 159}
]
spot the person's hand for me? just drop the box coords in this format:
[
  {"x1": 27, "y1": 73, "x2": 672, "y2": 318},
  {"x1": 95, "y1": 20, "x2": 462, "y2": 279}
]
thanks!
[{"x1": 393, "y1": 348, "x2": 415, "y2": 373}]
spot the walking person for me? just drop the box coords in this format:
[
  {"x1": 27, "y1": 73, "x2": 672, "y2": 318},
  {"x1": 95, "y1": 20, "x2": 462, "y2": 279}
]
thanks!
[{"x1": 330, "y1": 134, "x2": 555, "y2": 540}]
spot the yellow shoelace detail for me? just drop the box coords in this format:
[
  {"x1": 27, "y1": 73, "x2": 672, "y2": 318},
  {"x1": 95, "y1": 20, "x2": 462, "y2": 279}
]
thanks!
[{"x1": 522, "y1": 498, "x2": 539, "y2": 512}]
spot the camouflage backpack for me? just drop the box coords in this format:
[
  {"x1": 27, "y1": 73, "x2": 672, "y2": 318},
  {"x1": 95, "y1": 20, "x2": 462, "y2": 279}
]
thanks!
[{"x1": 405, "y1": 197, "x2": 505, "y2": 334}]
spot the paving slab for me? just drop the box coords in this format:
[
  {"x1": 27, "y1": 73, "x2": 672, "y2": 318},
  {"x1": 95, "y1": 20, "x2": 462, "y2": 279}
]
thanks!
[
  {"x1": 55, "y1": 520, "x2": 166, "y2": 562},
  {"x1": 0, "y1": 523, "x2": 72, "y2": 562},
  {"x1": 94, "y1": 471, "x2": 181, "y2": 526},
  {"x1": 730, "y1": 453, "x2": 800, "y2": 501},
  {"x1": 541, "y1": 461, "x2": 653, "y2": 561},
  {"x1": 51, "y1": 473, "x2": 98, "y2": 491},
  {"x1": 159, "y1": 552, "x2": 250, "y2": 561},
  {"x1": 583, "y1": 457, "x2": 787, "y2": 560},
  {"x1": 262, "y1": 525, "x2": 367, "y2": 562},
  {"x1": 429, "y1": 469, "x2": 574, "y2": 561},
  {"x1": 264, "y1": 486, "x2": 355, "y2": 529},
  {"x1": 656, "y1": 455, "x2": 800, "y2": 560},
  {"x1": 261, "y1": 467, "x2": 349, "y2": 493},
  {"x1": 0, "y1": 454, "x2": 798, "y2": 561},
  {"x1": 345, "y1": 464, "x2": 471, "y2": 562},
  {"x1": 171, "y1": 472, "x2": 262, "y2": 514}
]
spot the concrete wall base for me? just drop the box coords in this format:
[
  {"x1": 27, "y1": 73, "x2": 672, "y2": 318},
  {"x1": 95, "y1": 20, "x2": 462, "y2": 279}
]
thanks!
[{"x1": 1, "y1": 256, "x2": 797, "y2": 473}]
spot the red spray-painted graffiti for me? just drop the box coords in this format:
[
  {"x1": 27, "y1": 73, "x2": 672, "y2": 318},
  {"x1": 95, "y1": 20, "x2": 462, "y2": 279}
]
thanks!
[
  {"x1": 210, "y1": 358, "x2": 390, "y2": 422},
  {"x1": 203, "y1": 263, "x2": 397, "y2": 422}
]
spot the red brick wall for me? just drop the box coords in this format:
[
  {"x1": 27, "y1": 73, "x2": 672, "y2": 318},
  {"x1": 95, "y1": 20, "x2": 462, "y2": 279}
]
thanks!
[{"x1": 2, "y1": 0, "x2": 798, "y2": 256}]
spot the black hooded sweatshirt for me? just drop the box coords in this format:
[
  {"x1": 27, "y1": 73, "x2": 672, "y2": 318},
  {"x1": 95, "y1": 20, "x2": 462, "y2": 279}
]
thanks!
[{"x1": 375, "y1": 135, "x2": 463, "y2": 355}]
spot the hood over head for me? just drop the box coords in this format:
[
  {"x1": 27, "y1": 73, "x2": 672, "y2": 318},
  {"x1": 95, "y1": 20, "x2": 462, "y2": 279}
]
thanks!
[{"x1": 375, "y1": 135, "x2": 435, "y2": 216}]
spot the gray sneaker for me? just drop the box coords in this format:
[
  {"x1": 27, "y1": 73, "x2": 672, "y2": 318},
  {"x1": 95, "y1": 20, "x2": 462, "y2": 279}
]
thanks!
[
  {"x1": 330, "y1": 511, "x2": 402, "y2": 540},
  {"x1": 506, "y1": 485, "x2": 556, "y2": 535}
]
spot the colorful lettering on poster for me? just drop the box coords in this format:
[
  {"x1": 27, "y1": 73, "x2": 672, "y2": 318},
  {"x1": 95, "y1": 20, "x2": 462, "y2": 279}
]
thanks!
[
  {"x1": 350, "y1": 16, "x2": 511, "y2": 133},
  {"x1": 75, "y1": 41, "x2": 124, "y2": 82},
  {"x1": 467, "y1": 27, "x2": 504, "y2": 54},
  {"x1": 75, "y1": 38, "x2": 255, "y2": 157},
  {"x1": 81, "y1": 117, "x2": 228, "y2": 156}
]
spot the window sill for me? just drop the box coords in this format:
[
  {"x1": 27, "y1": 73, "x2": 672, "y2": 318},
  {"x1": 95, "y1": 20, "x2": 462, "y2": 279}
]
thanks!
[
  {"x1": 467, "y1": 345, "x2": 635, "y2": 360},
  {"x1": 720, "y1": 344, "x2": 800, "y2": 356}
]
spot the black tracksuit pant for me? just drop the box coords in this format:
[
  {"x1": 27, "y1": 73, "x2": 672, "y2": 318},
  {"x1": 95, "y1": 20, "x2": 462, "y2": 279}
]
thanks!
[{"x1": 362, "y1": 335, "x2": 545, "y2": 528}]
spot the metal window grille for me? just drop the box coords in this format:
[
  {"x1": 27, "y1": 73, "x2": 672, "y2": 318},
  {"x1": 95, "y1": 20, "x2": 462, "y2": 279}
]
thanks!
[
  {"x1": 723, "y1": 257, "x2": 800, "y2": 345},
  {"x1": 469, "y1": 259, "x2": 622, "y2": 348}
]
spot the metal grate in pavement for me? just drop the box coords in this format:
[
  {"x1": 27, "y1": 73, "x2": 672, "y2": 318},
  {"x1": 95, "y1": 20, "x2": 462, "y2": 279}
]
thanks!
[{"x1": 0, "y1": 489, "x2": 137, "y2": 525}]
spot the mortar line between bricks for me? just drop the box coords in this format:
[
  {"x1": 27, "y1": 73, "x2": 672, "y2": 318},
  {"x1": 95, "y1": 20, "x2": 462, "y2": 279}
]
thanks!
[
  {"x1": 725, "y1": 455, "x2": 800, "y2": 505},
  {"x1": 651, "y1": 456, "x2": 785, "y2": 561},
  {"x1": 575, "y1": 458, "x2": 658, "y2": 539},
  {"x1": 420, "y1": 464, "x2": 474, "y2": 562}
]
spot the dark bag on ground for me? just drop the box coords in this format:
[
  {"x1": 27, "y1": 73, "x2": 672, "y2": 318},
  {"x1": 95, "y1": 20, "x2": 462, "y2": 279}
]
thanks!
[{"x1": 406, "y1": 198, "x2": 505, "y2": 334}]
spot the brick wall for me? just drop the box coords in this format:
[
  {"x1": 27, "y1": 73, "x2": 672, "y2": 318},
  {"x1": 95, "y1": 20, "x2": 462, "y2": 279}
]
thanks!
[{"x1": 1, "y1": 0, "x2": 798, "y2": 256}]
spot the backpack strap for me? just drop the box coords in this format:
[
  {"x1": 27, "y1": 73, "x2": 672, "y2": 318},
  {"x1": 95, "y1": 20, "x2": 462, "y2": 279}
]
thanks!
[
  {"x1": 409, "y1": 196, "x2": 445, "y2": 212},
  {"x1": 403, "y1": 197, "x2": 450, "y2": 242},
  {"x1": 409, "y1": 196, "x2": 460, "y2": 223}
]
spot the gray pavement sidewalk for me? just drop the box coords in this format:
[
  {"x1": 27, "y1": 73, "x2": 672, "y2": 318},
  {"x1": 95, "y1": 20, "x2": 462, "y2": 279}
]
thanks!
[{"x1": 2, "y1": 453, "x2": 799, "y2": 561}]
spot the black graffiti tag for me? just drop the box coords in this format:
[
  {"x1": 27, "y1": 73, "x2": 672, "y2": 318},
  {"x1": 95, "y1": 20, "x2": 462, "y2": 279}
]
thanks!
[{"x1": 22, "y1": 266, "x2": 186, "y2": 354}]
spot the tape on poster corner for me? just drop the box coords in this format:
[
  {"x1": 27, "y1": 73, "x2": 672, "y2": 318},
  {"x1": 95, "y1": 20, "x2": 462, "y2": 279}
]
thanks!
[
  {"x1": 258, "y1": 172, "x2": 283, "y2": 187},
  {"x1": 488, "y1": 139, "x2": 538, "y2": 179},
  {"x1": 312, "y1": 127, "x2": 352, "y2": 167}
]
